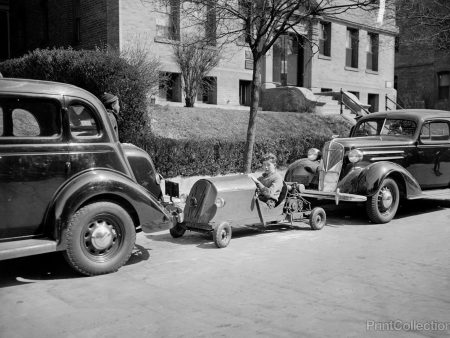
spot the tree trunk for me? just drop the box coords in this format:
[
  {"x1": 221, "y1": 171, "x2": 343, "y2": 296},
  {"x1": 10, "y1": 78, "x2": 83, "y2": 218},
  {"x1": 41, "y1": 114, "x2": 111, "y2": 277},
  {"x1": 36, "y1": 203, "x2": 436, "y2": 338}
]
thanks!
[
  {"x1": 185, "y1": 96, "x2": 195, "y2": 107},
  {"x1": 243, "y1": 56, "x2": 262, "y2": 173}
]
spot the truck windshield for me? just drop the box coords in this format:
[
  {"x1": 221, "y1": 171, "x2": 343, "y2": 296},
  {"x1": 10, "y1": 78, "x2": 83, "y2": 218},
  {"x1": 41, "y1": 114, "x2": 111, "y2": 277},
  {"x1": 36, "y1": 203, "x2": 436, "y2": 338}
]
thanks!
[{"x1": 354, "y1": 118, "x2": 416, "y2": 137}]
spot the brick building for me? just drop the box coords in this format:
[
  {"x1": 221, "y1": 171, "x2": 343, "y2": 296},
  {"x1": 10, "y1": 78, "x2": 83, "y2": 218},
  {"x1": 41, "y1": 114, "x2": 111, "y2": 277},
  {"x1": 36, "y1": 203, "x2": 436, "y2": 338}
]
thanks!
[
  {"x1": 0, "y1": 0, "x2": 398, "y2": 112},
  {"x1": 395, "y1": 20, "x2": 450, "y2": 110}
]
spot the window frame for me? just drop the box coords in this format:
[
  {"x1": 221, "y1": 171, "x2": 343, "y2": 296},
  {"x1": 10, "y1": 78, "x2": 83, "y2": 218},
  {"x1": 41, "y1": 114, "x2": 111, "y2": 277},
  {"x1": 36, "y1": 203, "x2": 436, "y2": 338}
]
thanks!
[
  {"x1": 437, "y1": 71, "x2": 450, "y2": 100},
  {"x1": 366, "y1": 32, "x2": 379, "y2": 72},
  {"x1": 420, "y1": 120, "x2": 450, "y2": 144},
  {"x1": 319, "y1": 21, "x2": 331, "y2": 57},
  {"x1": 65, "y1": 98, "x2": 105, "y2": 142},
  {"x1": 346, "y1": 27, "x2": 359, "y2": 69},
  {"x1": 0, "y1": 95, "x2": 63, "y2": 142}
]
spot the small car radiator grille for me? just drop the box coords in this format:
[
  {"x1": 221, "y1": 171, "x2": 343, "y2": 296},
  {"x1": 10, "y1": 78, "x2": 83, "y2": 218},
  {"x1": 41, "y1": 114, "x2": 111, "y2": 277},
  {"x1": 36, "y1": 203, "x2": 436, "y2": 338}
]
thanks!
[
  {"x1": 184, "y1": 180, "x2": 215, "y2": 224},
  {"x1": 319, "y1": 141, "x2": 344, "y2": 192}
]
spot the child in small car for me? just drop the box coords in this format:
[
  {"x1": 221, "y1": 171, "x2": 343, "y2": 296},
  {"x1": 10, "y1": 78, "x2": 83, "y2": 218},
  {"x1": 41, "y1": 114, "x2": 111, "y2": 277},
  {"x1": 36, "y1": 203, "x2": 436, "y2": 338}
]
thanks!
[{"x1": 250, "y1": 153, "x2": 284, "y2": 208}]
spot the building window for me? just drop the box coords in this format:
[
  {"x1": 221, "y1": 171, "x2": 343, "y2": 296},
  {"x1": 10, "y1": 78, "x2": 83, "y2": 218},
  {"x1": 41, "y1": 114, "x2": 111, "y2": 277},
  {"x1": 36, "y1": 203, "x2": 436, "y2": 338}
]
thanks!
[
  {"x1": 73, "y1": 0, "x2": 81, "y2": 45},
  {"x1": 272, "y1": 34, "x2": 303, "y2": 86},
  {"x1": 238, "y1": 0, "x2": 251, "y2": 45},
  {"x1": 368, "y1": 93, "x2": 379, "y2": 113},
  {"x1": 438, "y1": 72, "x2": 450, "y2": 100},
  {"x1": 319, "y1": 21, "x2": 331, "y2": 57},
  {"x1": 239, "y1": 80, "x2": 252, "y2": 106},
  {"x1": 205, "y1": 0, "x2": 216, "y2": 46},
  {"x1": 366, "y1": 33, "x2": 378, "y2": 71},
  {"x1": 244, "y1": 50, "x2": 253, "y2": 70},
  {"x1": 0, "y1": 9, "x2": 9, "y2": 61},
  {"x1": 346, "y1": 28, "x2": 359, "y2": 68},
  {"x1": 156, "y1": 0, "x2": 180, "y2": 41}
]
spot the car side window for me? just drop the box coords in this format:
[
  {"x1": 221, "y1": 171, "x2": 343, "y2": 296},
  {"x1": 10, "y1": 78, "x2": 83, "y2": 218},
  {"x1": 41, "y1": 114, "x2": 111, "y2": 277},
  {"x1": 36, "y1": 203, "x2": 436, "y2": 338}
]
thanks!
[
  {"x1": 68, "y1": 103, "x2": 100, "y2": 138},
  {"x1": 420, "y1": 122, "x2": 450, "y2": 143},
  {"x1": 0, "y1": 98, "x2": 61, "y2": 138}
]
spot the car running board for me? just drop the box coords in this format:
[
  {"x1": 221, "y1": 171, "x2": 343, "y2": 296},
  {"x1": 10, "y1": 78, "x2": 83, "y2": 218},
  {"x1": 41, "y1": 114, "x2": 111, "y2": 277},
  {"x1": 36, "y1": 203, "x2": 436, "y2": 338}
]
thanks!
[
  {"x1": 0, "y1": 238, "x2": 57, "y2": 260},
  {"x1": 408, "y1": 188, "x2": 450, "y2": 200}
]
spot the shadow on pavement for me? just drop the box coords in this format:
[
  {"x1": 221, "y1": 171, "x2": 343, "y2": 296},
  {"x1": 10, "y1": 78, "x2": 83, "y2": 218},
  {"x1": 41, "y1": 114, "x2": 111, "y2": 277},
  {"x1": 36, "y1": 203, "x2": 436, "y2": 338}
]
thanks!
[
  {"x1": 0, "y1": 244, "x2": 152, "y2": 288},
  {"x1": 0, "y1": 252, "x2": 79, "y2": 288},
  {"x1": 125, "y1": 244, "x2": 151, "y2": 266},
  {"x1": 146, "y1": 222, "x2": 316, "y2": 248},
  {"x1": 321, "y1": 198, "x2": 450, "y2": 226}
]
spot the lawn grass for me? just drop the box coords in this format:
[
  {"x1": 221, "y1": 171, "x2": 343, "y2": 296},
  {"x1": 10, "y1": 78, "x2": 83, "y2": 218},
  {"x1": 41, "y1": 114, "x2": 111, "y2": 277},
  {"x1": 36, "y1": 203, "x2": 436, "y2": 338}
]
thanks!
[{"x1": 149, "y1": 104, "x2": 352, "y2": 140}]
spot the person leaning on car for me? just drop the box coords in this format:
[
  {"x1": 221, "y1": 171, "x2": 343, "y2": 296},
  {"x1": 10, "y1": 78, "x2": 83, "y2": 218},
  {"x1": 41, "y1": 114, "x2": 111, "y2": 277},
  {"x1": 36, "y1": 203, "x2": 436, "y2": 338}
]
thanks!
[
  {"x1": 251, "y1": 153, "x2": 284, "y2": 208},
  {"x1": 101, "y1": 92, "x2": 120, "y2": 138}
]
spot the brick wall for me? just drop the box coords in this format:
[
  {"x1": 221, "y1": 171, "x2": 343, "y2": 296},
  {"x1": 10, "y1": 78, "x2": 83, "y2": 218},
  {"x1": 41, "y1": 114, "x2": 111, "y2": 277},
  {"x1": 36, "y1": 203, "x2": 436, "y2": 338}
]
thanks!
[
  {"x1": 8, "y1": 0, "x2": 113, "y2": 57},
  {"x1": 395, "y1": 27, "x2": 450, "y2": 110}
]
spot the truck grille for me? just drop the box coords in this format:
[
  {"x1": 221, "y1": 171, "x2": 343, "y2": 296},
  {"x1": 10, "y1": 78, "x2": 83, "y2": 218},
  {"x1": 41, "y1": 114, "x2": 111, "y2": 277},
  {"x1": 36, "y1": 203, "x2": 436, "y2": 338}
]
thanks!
[{"x1": 319, "y1": 141, "x2": 344, "y2": 192}]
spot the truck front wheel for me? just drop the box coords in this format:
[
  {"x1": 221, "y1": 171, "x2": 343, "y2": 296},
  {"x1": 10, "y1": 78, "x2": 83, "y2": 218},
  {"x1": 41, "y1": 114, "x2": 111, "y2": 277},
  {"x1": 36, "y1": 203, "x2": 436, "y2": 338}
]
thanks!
[
  {"x1": 63, "y1": 202, "x2": 136, "y2": 276},
  {"x1": 366, "y1": 178, "x2": 399, "y2": 224}
]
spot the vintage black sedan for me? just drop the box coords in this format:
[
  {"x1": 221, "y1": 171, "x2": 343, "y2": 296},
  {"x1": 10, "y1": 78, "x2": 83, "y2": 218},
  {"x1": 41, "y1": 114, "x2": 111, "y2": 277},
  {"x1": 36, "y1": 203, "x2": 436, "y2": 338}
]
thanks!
[
  {"x1": 285, "y1": 109, "x2": 450, "y2": 223},
  {"x1": 0, "y1": 78, "x2": 172, "y2": 275}
]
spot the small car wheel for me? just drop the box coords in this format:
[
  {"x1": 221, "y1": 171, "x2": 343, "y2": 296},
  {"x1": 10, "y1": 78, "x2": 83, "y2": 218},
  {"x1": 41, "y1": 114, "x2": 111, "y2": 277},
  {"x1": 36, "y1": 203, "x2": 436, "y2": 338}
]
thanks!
[
  {"x1": 309, "y1": 207, "x2": 326, "y2": 230},
  {"x1": 213, "y1": 222, "x2": 232, "y2": 248},
  {"x1": 366, "y1": 178, "x2": 399, "y2": 224},
  {"x1": 170, "y1": 223, "x2": 186, "y2": 238},
  {"x1": 63, "y1": 202, "x2": 136, "y2": 276}
]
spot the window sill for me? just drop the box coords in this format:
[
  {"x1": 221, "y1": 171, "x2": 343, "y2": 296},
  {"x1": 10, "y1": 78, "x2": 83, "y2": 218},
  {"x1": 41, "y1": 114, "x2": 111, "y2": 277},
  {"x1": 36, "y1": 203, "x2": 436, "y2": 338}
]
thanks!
[
  {"x1": 366, "y1": 69, "x2": 379, "y2": 75},
  {"x1": 344, "y1": 66, "x2": 359, "y2": 72},
  {"x1": 154, "y1": 37, "x2": 179, "y2": 44},
  {"x1": 318, "y1": 54, "x2": 331, "y2": 60}
]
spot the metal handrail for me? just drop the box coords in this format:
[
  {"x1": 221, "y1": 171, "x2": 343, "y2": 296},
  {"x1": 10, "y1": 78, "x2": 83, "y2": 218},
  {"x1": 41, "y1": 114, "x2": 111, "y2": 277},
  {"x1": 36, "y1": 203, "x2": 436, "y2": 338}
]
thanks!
[
  {"x1": 340, "y1": 89, "x2": 371, "y2": 116},
  {"x1": 385, "y1": 94, "x2": 404, "y2": 110}
]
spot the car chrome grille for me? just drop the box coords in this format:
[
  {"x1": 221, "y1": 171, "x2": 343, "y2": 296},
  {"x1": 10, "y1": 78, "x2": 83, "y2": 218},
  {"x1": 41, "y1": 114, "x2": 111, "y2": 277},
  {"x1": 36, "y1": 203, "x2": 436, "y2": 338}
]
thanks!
[{"x1": 319, "y1": 141, "x2": 344, "y2": 192}]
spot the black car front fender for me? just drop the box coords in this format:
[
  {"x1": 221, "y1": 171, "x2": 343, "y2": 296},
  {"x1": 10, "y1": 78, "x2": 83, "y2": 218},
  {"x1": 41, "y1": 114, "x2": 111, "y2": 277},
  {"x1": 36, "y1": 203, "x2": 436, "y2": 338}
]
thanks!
[
  {"x1": 45, "y1": 168, "x2": 172, "y2": 248},
  {"x1": 338, "y1": 161, "x2": 422, "y2": 197}
]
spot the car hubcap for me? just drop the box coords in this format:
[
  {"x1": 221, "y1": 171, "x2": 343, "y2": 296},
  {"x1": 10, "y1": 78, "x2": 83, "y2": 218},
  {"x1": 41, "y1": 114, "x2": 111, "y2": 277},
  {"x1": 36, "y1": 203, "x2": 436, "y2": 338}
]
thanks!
[
  {"x1": 380, "y1": 187, "x2": 393, "y2": 210},
  {"x1": 314, "y1": 214, "x2": 323, "y2": 225},
  {"x1": 86, "y1": 220, "x2": 117, "y2": 252},
  {"x1": 220, "y1": 230, "x2": 227, "y2": 240}
]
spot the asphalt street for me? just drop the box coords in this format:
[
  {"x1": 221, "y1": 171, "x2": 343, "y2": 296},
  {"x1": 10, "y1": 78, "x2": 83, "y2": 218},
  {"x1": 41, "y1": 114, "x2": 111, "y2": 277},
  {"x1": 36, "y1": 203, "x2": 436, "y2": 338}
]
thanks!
[{"x1": 0, "y1": 199, "x2": 449, "y2": 338}]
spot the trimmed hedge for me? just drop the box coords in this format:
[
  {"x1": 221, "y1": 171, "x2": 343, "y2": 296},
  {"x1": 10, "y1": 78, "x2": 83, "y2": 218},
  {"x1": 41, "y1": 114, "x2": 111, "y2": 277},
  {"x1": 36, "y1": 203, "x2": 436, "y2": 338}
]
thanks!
[
  {"x1": 135, "y1": 131, "x2": 331, "y2": 177},
  {"x1": 0, "y1": 47, "x2": 156, "y2": 143}
]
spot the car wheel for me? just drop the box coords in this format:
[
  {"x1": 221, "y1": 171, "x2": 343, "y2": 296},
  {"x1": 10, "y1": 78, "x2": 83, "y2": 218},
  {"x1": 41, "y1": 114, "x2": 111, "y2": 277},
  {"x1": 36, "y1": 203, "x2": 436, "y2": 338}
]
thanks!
[
  {"x1": 366, "y1": 178, "x2": 399, "y2": 224},
  {"x1": 170, "y1": 223, "x2": 186, "y2": 238},
  {"x1": 63, "y1": 202, "x2": 136, "y2": 276},
  {"x1": 309, "y1": 207, "x2": 326, "y2": 230},
  {"x1": 213, "y1": 222, "x2": 232, "y2": 248}
]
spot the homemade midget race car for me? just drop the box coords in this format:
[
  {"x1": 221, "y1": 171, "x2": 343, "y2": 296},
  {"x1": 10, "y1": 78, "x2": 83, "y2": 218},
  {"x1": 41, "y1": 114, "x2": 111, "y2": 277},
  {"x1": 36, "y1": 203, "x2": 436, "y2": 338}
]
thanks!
[{"x1": 167, "y1": 174, "x2": 326, "y2": 248}]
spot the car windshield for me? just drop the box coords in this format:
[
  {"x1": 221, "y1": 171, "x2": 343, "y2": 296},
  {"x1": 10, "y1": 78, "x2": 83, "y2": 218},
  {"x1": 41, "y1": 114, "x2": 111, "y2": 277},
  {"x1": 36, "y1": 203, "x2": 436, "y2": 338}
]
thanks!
[{"x1": 353, "y1": 118, "x2": 417, "y2": 138}]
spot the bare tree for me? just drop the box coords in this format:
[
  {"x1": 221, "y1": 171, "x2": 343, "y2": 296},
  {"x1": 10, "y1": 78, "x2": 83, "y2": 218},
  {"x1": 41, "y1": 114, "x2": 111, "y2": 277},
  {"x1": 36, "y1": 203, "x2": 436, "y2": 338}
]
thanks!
[
  {"x1": 394, "y1": 0, "x2": 450, "y2": 53},
  {"x1": 160, "y1": 0, "x2": 384, "y2": 172},
  {"x1": 173, "y1": 35, "x2": 221, "y2": 107}
]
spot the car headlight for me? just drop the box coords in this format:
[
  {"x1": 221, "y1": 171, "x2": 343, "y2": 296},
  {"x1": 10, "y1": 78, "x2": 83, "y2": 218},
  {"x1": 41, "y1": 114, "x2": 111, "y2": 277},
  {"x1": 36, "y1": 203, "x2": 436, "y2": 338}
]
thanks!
[
  {"x1": 348, "y1": 149, "x2": 363, "y2": 163},
  {"x1": 214, "y1": 197, "x2": 226, "y2": 208},
  {"x1": 307, "y1": 148, "x2": 321, "y2": 161}
]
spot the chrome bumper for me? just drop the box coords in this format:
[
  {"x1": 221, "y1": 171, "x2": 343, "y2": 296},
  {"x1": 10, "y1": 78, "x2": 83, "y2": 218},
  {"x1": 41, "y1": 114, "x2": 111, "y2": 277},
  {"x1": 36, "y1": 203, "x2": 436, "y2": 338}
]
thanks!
[{"x1": 301, "y1": 188, "x2": 367, "y2": 205}]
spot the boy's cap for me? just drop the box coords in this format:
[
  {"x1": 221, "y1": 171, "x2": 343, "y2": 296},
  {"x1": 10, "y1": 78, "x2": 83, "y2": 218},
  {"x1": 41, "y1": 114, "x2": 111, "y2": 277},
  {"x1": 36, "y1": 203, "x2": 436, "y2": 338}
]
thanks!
[{"x1": 101, "y1": 92, "x2": 118, "y2": 105}]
